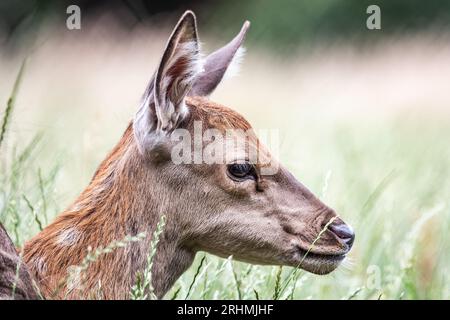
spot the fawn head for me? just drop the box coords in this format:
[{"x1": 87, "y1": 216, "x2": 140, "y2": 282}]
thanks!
[{"x1": 133, "y1": 11, "x2": 354, "y2": 275}]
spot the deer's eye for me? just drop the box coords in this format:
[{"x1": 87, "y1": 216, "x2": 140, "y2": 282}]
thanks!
[{"x1": 227, "y1": 162, "x2": 256, "y2": 181}]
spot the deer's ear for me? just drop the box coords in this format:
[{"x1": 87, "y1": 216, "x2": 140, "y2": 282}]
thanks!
[
  {"x1": 190, "y1": 21, "x2": 250, "y2": 97},
  {"x1": 134, "y1": 11, "x2": 201, "y2": 152}
]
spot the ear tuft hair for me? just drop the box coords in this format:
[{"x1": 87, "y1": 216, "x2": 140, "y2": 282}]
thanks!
[
  {"x1": 222, "y1": 46, "x2": 246, "y2": 81},
  {"x1": 190, "y1": 21, "x2": 250, "y2": 97}
]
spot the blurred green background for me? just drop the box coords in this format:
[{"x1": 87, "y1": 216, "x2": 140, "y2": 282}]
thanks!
[{"x1": 2, "y1": 0, "x2": 450, "y2": 52}]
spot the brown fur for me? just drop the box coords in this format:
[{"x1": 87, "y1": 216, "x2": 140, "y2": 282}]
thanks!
[
  {"x1": 23, "y1": 98, "x2": 351, "y2": 299},
  {"x1": 22, "y1": 98, "x2": 256, "y2": 299}
]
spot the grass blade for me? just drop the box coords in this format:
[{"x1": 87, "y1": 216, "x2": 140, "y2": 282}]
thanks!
[
  {"x1": 185, "y1": 254, "x2": 207, "y2": 299},
  {"x1": 0, "y1": 58, "x2": 27, "y2": 150}
]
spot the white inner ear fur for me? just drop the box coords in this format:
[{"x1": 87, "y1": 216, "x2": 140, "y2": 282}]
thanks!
[
  {"x1": 156, "y1": 40, "x2": 203, "y2": 125},
  {"x1": 134, "y1": 40, "x2": 202, "y2": 153},
  {"x1": 162, "y1": 40, "x2": 204, "y2": 85},
  {"x1": 222, "y1": 46, "x2": 246, "y2": 81}
]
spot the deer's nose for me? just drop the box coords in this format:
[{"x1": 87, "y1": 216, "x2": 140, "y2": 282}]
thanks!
[{"x1": 328, "y1": 221, "x2": 355, "y2": 249}]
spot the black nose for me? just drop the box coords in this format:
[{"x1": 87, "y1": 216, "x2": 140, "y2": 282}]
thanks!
[{"x1": 328, "y1": 222, "x2": 355, "y2": 248}]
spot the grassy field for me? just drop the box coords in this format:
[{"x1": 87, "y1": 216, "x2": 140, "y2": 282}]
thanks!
[{"x1": 1, "y1": 28, "x2": 449, "y2": 299}]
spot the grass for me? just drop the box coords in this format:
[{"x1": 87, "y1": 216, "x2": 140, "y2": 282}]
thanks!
[
  {"x1": 1, "y1": 46, "x2": 450, "y2": 300},
  {"x1": 0, "y1": 59, "x2": 27, "y2": 150},
  {"x1": 131, "y1": 215, "x2": 166, "y2": 300},
  {"x1": 63, "y1": 232, "x2": 146, "y2": 299}
]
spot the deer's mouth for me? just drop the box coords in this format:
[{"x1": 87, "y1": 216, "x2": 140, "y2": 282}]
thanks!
[{"x1": 292, "y1": 245, "x2": 347, "y2": 275}]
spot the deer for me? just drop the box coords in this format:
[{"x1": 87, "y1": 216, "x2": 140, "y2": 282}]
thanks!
[{"x1": 16, "y1": 11, "x2": 355, "y2": 299}]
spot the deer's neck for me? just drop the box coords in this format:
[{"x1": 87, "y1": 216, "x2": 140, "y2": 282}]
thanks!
[{"x1": 24, "y1": 124, "x2": 194, "y2": 299}]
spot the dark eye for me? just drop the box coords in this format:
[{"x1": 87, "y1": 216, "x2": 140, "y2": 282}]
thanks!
[{"x1": 227, "y1": 162, "x2": 256, "y2": 181}]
